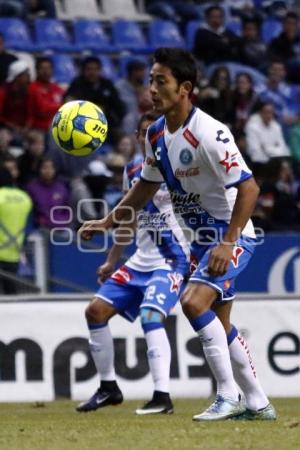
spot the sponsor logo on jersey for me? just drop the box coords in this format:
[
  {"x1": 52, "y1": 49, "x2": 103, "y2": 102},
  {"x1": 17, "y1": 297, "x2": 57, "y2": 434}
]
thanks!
[
  {"x1": 179, "y1": 148, "x2": 193, "y2": 165},
  {"x1": 219, "y1": 151, "x2": 239, "y2": 173},
  {"x1": 170, "y1": 191, "x2": 201, "y2": 205},
  {"x1": 183, "y1": 128, "x2": 199, "y2": 148},
  {"x1": 231, "y1": 246, "x2": 244, "y2": 268},
  {"x1": 175, "y1": 167, "x2": 200, "y2": 178},
  {"x1": 167, "y1": 272, "x2": 184, "y2": 295},
  {"x1": 111, "y1": 266, "x2": 133, "y2": 284}
]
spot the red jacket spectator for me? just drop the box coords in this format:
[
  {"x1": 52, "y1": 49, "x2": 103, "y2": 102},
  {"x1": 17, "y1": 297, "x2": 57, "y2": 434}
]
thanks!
[
  {"x1": 27, "y1": 57, "x2": 64, "y2": 131},
  {"x1": 0, "y1": 60, "x2": 30, "y2": 131}
]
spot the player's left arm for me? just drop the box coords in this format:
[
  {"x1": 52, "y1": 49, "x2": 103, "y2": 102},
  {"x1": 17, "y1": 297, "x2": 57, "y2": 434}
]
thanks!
[
  {"x1": 208, "y1": 177, "x2": 259, "y2": 276},
  {"x1": 204, "y1": 125, "x2": 259, "y2": 276}
]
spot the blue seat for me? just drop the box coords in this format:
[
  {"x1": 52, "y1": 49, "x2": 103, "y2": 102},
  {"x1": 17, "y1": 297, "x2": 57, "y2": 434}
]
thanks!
[
  {"x1": 185, "y1": 20, "x2": 201, "y2": 50},
  {"x1": 73, "y1": 20, "x2": 114, "y2": 53},
  {"x1": 96, "y1": 55, "x2": 118, "y2": 81},
  {"x1": 261, "y1": 18, "x2": 282, "y2": 44},
  {"x1": 111, "y1": 20, "x2": 151, "y2": 53},
  {"x1": 0, "y1": 18, "x2": 37, "y2": 52},
  {"x1": 51, "y1": 54, "x2": 77, "y2": 84},
  {"x1": 226, "y1": 18, "x2": 242, "y2": 36},
  {"x1": 34, "y1": 18, "x2": 74, "y2": 52},
  {"x1": 149, "y1": 20, "x2": 185, "y2": 49}
]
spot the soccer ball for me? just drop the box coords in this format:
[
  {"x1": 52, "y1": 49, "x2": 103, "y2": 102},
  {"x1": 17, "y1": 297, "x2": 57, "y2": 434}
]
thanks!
[{"x1": 52, "y1": 100, "x2": 108, "y2": 156}]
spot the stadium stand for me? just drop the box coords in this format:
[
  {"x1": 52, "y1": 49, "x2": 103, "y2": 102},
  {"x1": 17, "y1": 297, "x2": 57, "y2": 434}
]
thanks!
[
  {"x1": 148, "y1": 20, "x2": 185, "y2": 49},
  {"x1": 55, "y1": 0, "x2": 107, "y2": 21},
  {"x1": 111, "y1": 19, "x2": 152, "y2": 53},
  {"x1": 50, "y1": 53, "x2": 77, "y2": 85},
  {"x1": 34, "y1": 18, "x2": 75, "y2": 52},
  {"x1": 73, "y1": 20, "x2": 114, "y2": 53},
  {"x1": 0, "y1": 18, "x2": 37, "y2": 52},
  {"x1": 102, "y1": 0, "x2": 152, "y2": 21}
]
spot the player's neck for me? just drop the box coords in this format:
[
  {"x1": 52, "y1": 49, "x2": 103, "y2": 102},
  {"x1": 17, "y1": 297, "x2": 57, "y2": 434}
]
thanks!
[{"x1": 165, "y1": 101, "x2": 193, "y2": 134}]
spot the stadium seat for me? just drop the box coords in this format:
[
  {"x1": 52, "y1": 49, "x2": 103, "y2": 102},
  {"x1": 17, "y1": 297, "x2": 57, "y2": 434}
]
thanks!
[
  {"x1": 51, "y1": 54, "x2": 77, "y2": 84},
  {"x1": 226, "y1": 18, "x2": 242, "y2": 36},
  {"x1": 102, "y1": 0, "x2": 151, "y2": 21},
  {"x1": 56, "y1": 0, "x2": 107, "y2": 20},
  {"x1": 261, "y1": 18, "x2": 282, "y2": 44},
  {"x1": 73, "y1": 20, "x2": 114, "y2": 52},
  {"x1": 118, "y1": 54, "x2": 149, "y2": 79},
  {"x1": 111, "y1": 20, "x2": 151, "y2": 53},
  {"x1": 34, "y1": 19, "x2": 74, "y2": 52},
  {"x1": 149, "y1": 20, "x2": 185, "y2": 49},
  {"x1": 96, "y1": 55, "x2": 118, "y2": 81},
  {"x1": 185, "y1": 20, "x2": 202, "y2": 50},
  {"x1": 0, "y1": 18, "x2": 37, "y2": 52}
]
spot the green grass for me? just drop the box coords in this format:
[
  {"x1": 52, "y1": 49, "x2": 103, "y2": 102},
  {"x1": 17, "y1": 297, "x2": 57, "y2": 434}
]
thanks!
[{"x1": 0, "y1": 399, "x2": 299, "y2": 450}]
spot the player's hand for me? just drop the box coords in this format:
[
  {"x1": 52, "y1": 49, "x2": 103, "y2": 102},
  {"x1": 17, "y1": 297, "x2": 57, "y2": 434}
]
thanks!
[
  {"x1": 78, "y1": 218, "x2": 111, "y2": 241},
  {"x1": 208, "y1": 243, "x2": 234, "y2": 277},
  {"x1": 97, "y1": 262, "x2": 114, "y2": 284}
]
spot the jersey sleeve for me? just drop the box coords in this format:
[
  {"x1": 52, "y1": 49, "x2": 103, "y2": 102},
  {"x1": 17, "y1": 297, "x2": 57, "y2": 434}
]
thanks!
[
  {"x1": 203, "y1": 125, "x2": 253, "y2": 189},
  {"x1": 140, "y1": 134, "x2": 164, "y2": 183}
]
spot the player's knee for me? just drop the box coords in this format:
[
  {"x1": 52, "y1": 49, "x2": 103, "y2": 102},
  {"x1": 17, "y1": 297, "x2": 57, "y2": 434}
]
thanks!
[
  {"x1": 85, "y1": 298, "x2": 112, "y2": 324},
  {"x1": 180, "y1": 284, "x2": 213, "y2": 319},
  {"x1": 140, "y1": 307, "x2": 164, "y2": 334}
]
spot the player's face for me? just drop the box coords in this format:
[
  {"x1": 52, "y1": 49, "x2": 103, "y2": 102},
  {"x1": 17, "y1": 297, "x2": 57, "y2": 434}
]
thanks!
[{"x1": 149, "y1": 63, "x2": 184, "y2": 114}]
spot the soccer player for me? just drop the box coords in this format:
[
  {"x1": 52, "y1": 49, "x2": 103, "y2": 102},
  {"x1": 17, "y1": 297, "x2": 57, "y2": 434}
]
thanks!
[
  {"x1": 79, "y1": 48, "x2": 276, "y2": 421},
  {"x1": 77, "y1": 111, "x2": 190, "y2": 415}
]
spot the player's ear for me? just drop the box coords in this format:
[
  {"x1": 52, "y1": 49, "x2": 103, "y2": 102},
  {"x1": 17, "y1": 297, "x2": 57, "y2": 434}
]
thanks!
[{"x1": 180, "y1": 81, "x2": 193, "y2": 97}]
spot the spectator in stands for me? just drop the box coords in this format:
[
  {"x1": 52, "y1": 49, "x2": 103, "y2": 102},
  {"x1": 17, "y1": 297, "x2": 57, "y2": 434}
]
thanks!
[
  {"x1": 196, "y1": 66, "x2": 234, "y2": 126},
  {"x1": 268, "y1": 11, "x2": 300, "y2": 83},
  {"x1": 231, "y1": 72, "x2": 259, "y2": 133},
  {"x1": 0, "y1": 127, "x2": 14, "y2": 158},
  {"x1": 27, "y1": 56, "x2": 64, "y2": 132},
  {"x1": 0, "y1": 168, "x2": 32, "y2": 294},
  {"x1": 289, "y1": 122, "x2": 300, "y2": 176},
  {"x1": 245, "y1": 101, "x2": 290, "y2": 166},
  {"x1": 237, "y1": 18, "x2": 268, "y2": 68},
  {"x1": 259, "y1": 158, "x2": 300, "y2": 230},
  {"x1": 26, "y1": 158, "x2": 70, "y2": 229},
  {"x1": 0, "y1": 33, "x2": 18, "y2": 85},
  {"x1": 2, "y1": 154, "x2": 20, "y2": 186},
  {"x1": 64, "y1": 56, "x2": 126, "y2": 144},
  {"x1": 18, "y1": 129, "x2": 45, "y2": 185},
  {"x1": 193, "y1": 5, "x2": 240, "y2": 65},
  {"x1": 0, "y1": 60, "x2": 30, "y2": 141},
  {"x1": 116, "y1": 59, "x2": 147, "y2": 135},
  {"x1": 114, "y1": 134, "x2": 137, "y2": 162},
  {"x1": 257, "y1": 60, "x2": 300, "y2": 127}
]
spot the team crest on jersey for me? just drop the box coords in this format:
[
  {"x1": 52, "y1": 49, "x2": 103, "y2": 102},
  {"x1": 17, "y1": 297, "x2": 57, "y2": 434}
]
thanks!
[
  {"x1": 167, "y1": 272, "x2": 184, "y2": 295},
  {"x1": 111, "y1": 266, "x2": 133, "y2": 284},
  {"x1": 179, "y1": 148, "x2": 193, "y2": 165},
  {"x1": 231, "y1": 246, "x2": 244, "y2": 268}
]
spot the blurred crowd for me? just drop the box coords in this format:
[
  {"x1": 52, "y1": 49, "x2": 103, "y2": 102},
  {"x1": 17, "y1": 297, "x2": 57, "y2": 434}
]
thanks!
[{"x1": 0, "y1": 0, "x2": 300, "y2": 241}]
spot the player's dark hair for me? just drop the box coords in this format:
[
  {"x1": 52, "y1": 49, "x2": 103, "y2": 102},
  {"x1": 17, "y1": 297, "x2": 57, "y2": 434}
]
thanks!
[
  {"x1": 137, "y1": 111, "x2": 160, "y2": 131},
  {"x1": 153, "y1": 47, "x2": 197, "y2": 96}
]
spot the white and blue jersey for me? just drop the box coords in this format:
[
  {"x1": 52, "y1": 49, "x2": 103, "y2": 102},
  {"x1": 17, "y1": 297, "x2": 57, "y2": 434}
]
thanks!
[
  {"x1": 95, "y1": 155, "x2": 190, "y2": 321},
  {"x1": 141, "y1": 107, "x2": 256, "y2": 300}
]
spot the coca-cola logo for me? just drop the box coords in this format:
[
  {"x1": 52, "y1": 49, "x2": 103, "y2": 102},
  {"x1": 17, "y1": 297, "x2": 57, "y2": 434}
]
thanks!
[{"x1": 175, "y1": 167, "x2": 200, "y2": 178}]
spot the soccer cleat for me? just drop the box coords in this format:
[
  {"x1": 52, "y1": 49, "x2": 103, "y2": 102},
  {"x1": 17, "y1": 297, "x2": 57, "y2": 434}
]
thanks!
[
  {"x1": 76, "y1": 387, "x2": 123, "y2": 412},
  {"x1": 232, "y1": 403, "x2": 277, "y2": 421},
  {"x1": 193, "y1": 395, "x2": 245, "y2": 421},
  {"x1": 135, "y1": 391, "x2": 174, "y2": 415}
]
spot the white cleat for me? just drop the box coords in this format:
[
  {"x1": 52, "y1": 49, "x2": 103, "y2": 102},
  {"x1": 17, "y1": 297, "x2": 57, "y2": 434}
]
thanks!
[{"x1": 193, "y1": 395, "x2": 245, "y2": 421}]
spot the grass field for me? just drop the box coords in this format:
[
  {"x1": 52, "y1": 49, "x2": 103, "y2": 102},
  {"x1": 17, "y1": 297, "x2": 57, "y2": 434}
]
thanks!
[{"x1": 0, "y1": 398, "x2": 299, "y2": 450}]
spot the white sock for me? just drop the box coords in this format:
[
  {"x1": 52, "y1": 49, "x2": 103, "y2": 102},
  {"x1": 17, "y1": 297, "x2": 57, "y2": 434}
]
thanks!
[
  {"x1": 88, "y1": 325, "x2": 116, "y2": 381},
  {"x1": 145, "y1": 327, "x2": 171, "y2": 393},
  {"x1": 194, "y1": 312, "x2": 239, "y2": 401},
  {"x1": 229, "y1": 331, "x2": 269, "y2": 410}
]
